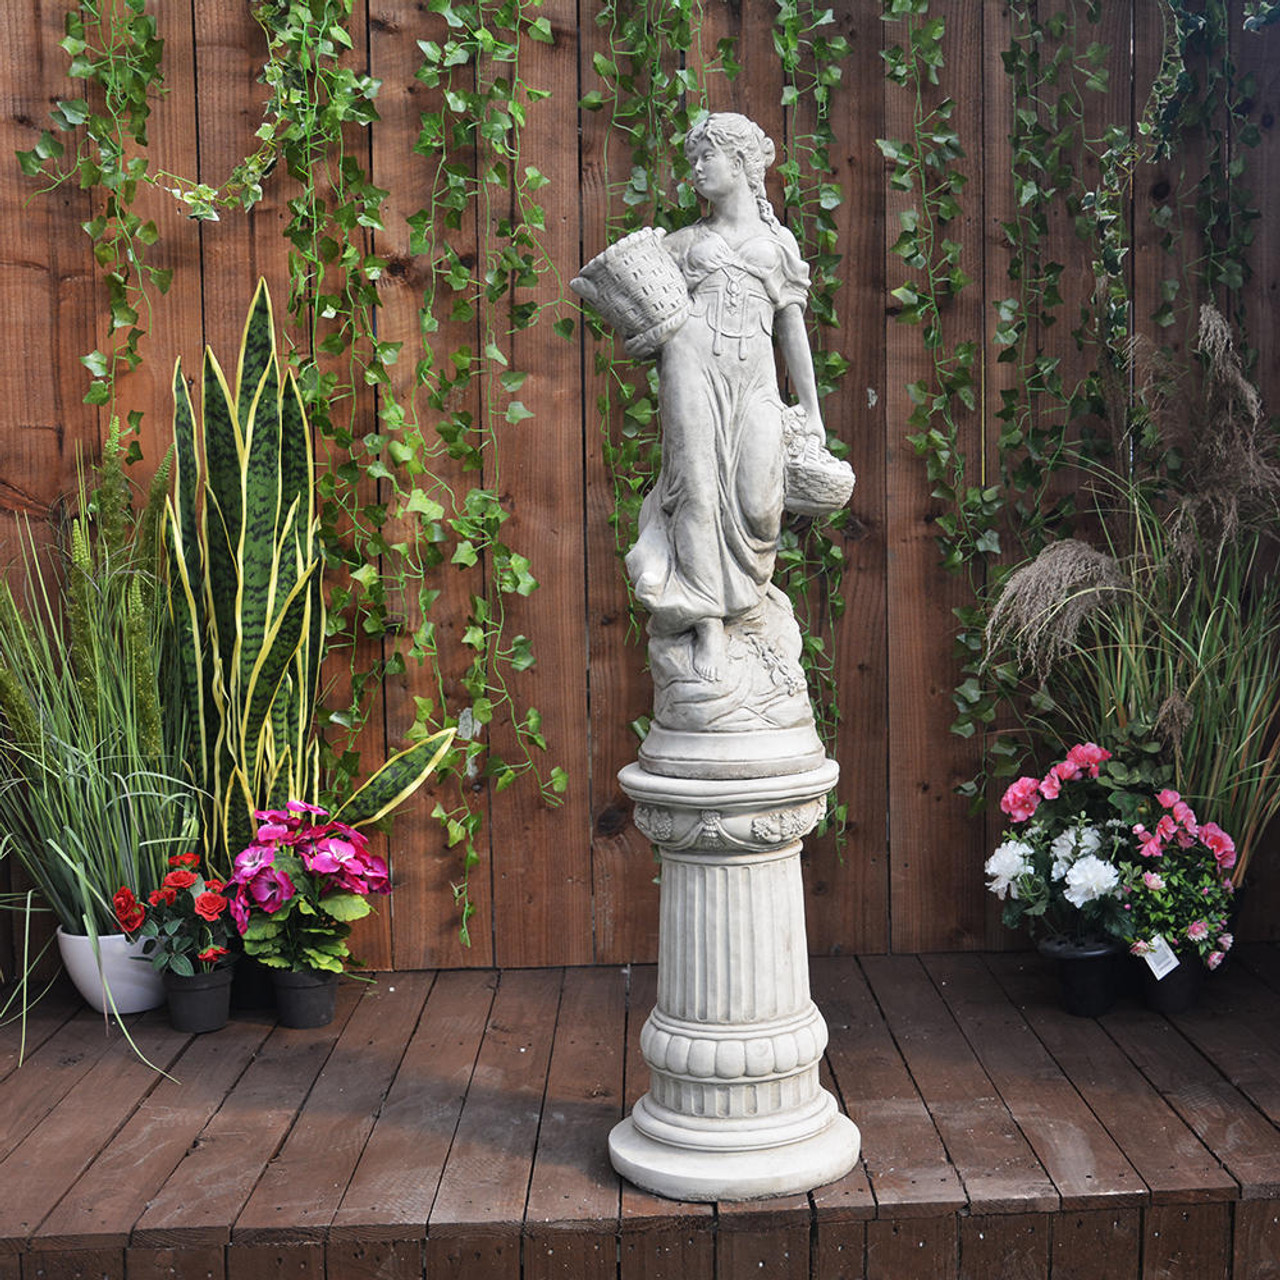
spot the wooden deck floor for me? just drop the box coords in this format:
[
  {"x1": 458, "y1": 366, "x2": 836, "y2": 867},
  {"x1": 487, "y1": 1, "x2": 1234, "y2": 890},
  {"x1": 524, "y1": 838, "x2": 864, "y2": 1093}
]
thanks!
[{"x1": 3, "y1": 949, "x2": 1280, "y2": 1280}]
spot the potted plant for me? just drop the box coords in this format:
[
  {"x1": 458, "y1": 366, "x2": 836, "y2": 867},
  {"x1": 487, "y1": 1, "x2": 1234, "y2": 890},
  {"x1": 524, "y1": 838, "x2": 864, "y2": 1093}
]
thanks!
[
  {"x1": 1117, "y1": 788, "x2": 1237, "y2": 1014},
  {"x1": 985, "y1": 743, "x2": 1132, "y2": 1015},
  {"x1": 983, "y1": 307, "x2": 1280, "y2": 901},
  {"x1": 166, "y1": 281, "x2": 455, "y2": 878},
  {"x1": 227, "y1": 802, "x2": 392, "y2": 1027},
  {"x1": 0, "y1": 423, "x2": 197, "y2": 1016},
  {"x1": 114, "y1": 852, "x2": 238, "y2": 1032}
]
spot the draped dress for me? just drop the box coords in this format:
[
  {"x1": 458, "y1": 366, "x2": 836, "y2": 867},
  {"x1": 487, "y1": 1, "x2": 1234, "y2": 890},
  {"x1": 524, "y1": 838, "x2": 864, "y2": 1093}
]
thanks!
[{"x1": 625, "y1": 220, "x2": 811, "y2": 638}]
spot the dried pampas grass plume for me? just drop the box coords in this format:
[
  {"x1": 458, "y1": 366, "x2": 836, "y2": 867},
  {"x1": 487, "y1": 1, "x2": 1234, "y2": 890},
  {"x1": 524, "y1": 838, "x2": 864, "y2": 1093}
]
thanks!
[{"x1": 986, "y1": 539, "x2": 1127, "y2": 678}]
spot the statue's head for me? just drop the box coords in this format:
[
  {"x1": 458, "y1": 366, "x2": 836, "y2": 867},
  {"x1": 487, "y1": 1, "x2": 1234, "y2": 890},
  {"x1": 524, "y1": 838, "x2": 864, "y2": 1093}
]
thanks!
[{"x1": 685, "y1": 113, "x2": 776, "y2": 201}]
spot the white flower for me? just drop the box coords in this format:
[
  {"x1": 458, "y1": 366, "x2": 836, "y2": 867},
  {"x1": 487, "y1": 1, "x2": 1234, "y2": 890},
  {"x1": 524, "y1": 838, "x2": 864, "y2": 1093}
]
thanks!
[
  {"x1": 1050, "y1": 824, "x2": 1101, "y2": 880},
  {"x1": 985, "y1": 840, "x2": 1033, "y2": 900},
  {"x1": 1062, "y1": 854, "x2": 1120, "y2": 908}
]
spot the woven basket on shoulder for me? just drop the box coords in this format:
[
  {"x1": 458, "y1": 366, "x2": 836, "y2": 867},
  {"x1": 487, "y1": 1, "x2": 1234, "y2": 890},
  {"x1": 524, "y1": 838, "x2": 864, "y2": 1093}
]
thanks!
[{"x1": 571, "y1": 227, "x2": 690, "y2": 358}]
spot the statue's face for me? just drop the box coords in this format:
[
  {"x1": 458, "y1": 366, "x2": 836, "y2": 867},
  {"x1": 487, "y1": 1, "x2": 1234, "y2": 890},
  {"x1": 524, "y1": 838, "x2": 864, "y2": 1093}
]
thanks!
[{"x1": 689, "y1": 139, "x2": 741, "y2": 202}]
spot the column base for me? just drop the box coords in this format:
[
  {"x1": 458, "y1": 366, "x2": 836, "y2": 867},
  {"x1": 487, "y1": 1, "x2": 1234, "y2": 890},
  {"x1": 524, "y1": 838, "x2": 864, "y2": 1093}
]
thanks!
[{"x1": 609, "y1": 1102, "x2": 860, "y2": 1203}]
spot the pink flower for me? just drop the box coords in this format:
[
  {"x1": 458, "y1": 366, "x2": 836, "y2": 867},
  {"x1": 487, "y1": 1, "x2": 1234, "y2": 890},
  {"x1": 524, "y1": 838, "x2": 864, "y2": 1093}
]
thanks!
[
  {"x1": 1053, "y1": 757, "x2": 1082, "y2": 783},
  {"x1": 1066, "y1": 742, "x2": 1110, "y2": 777},
  {"x1": 233, "y1": 845, "x2": 276, "y2": 881},
  {"x1": 1156, "y1": 788, "x2": 1181, "y2": 808},
  {"x1": 1218, "y1": 932, "x2": 1234, "y2": 952},
  {"x1": 1156, "y1": 814, "x2": 1178, "y2": 842},
  {"x1": 1039, "y1": 772, "x2": 1062, "y2": 799},
  {"x1": 287, "y1": 799, "x2": 328, "y2": 816},
  {"x1": 1186, "y1": 919, "x2": 1209, "y2": 942},
  {"x1": 1207, "y1": 951, "x2": 1225, "y2": 970},
  {"x1": 1130, "y1": 939, "x2": 1153, "y2": 955},
  {"x1": 1172, "y1": 800, "x2": 1199, "y2": 835},
  {"x1": 256, "y1": 820, "x2": 290, "y2": 842},
  {"x1": 1142, "y1": 871, "x2": 1165, "y2": 891},
  {"x1": 1001, "y1": 776, "x2": 1041, "y2": 822},
  {"x1": 248, "y1": 865, "x2": 295, "y2": 913},
  {"x1": 228, "y1": 886, "x2": 251, "y2": 933},
  {"x1": 1139, "y1": 837, "x2": 1164, "y2": 860},
  {"x1": 1200, "y1": 822, "x2": 1237, "y2": 872}
]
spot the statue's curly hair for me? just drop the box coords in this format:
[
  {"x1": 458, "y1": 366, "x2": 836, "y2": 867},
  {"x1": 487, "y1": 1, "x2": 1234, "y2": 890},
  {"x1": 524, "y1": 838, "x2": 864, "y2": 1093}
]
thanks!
[{"x1": 685, "y1": 113, "x2": 780, "y2": 230}]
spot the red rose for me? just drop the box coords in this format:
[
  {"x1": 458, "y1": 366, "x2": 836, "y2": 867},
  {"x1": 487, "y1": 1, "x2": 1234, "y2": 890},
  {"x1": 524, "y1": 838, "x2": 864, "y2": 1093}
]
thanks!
[
  {"x1": 193, "y1": 891, "x2": 228, "y2": 922},
  {"x1": 168, "y1": 851, "x2": 200, "y2": 869},
  {"x1": 197, "y1": 945, "x2": 228, "y2": 963},
  {"x1": 148, "y1": 887, "x2": 178, "y2": 907},
  {"x1": 113, "y1": 887, "x2": 145, "y2": 933},
  {"x1": 163, "y1": 868, "x2": 199, "y2": 891},
  {"x1": 203, "y1": 878, "x2": 224, "y2": 893}
]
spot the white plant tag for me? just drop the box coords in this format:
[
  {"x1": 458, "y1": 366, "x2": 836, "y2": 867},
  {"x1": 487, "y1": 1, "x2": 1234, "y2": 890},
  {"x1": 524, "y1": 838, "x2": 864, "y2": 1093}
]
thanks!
[{"x1": 1143, "y1": 934, "x2": 1180, "y2": 980}]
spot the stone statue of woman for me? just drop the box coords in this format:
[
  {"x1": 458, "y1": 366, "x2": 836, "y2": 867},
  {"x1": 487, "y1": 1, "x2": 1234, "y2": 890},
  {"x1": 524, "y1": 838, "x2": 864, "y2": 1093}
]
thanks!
[{"x1": 573, "y1": 112, "x2": 853, "y2": 780}]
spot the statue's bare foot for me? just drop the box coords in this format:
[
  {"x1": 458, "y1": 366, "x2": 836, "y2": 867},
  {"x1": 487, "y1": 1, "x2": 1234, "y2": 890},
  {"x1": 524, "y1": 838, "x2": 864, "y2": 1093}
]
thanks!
[{"x1": 692, "y1": 618, "x2": 726, "y2": 682}]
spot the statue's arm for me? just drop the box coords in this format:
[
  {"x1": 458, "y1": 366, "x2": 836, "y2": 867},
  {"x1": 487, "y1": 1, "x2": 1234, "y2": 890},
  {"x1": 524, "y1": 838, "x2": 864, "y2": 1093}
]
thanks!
[{"x1": 775, "y1": 303, "x2": 825, "y2": 440}]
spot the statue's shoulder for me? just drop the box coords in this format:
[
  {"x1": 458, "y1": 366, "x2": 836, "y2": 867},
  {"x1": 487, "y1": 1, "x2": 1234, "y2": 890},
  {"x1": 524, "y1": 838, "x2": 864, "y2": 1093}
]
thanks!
[{"x1": 662, "y1": 223, "x2": 704, "y2": 256}]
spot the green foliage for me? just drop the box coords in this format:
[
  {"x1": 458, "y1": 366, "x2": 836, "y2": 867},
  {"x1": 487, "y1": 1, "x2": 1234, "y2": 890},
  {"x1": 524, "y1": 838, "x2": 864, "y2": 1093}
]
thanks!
[
  {"x1": 167, "y1": 282, "x2": 326, "y2": 871},
  {"x1": 0, "y1": 427, "x2": 195, "y2": 937},
  {"x1": 167, "y1": 283, "x2": 454, "y2": 871},
  {"x1": 881, "y1": 0, "x2": 1278, "y2": 863}
]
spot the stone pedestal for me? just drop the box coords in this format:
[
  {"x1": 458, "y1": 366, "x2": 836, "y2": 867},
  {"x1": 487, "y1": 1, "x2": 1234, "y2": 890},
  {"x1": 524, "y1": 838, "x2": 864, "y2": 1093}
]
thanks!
[{"x1": 609, "y1": 759, "x2": 861, "y2": 1202}]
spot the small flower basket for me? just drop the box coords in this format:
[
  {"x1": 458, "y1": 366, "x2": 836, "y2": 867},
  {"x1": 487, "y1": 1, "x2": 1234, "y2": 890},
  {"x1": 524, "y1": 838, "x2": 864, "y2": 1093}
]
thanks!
[
  {"x1": 116, "y1": 854, "x2": 237, "y2": 1033},
  {"x1": 986, "y1": 744, "x2": 1237, "y2": 1016},
  {"x1": 228, "y1": 802, "x2": 392, "y2": 1029}
]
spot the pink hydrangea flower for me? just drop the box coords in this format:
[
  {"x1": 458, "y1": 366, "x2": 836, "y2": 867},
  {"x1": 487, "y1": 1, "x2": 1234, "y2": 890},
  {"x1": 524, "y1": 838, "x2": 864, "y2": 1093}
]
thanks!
[
  {"x1": 1186, "y1": 919, "x2": 1209, "y2": 942},
  {"x1": 1000, "y1": 776, "x2": 1041, "y2": 822}
]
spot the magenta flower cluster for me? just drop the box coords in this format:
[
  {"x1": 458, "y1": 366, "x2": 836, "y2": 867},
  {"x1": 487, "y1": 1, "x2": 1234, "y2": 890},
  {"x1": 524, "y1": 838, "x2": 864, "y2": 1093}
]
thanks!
[
  {"x1": 228, "y1": 800, "x2": 390, "y2": 935},
  {"x1": 1132, "y1": 789, "x2": 1236, "y2": 873}
]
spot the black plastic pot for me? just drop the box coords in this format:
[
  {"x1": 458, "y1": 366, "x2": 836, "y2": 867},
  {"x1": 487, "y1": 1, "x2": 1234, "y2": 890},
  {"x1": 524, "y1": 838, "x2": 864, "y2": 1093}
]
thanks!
[
  {"x1": 164, "y1": 964, "x2": 235, "y2": 1034},
  {"x1": 272, "y1": 968, "x2": 340, "y2": 1028},
  {"x1": 1140, "y1": 956, "x2": 1205, "y2": 1016},
  {"x1": 1038, "y1": 935, "x2": 1121, "y2": 1018}
]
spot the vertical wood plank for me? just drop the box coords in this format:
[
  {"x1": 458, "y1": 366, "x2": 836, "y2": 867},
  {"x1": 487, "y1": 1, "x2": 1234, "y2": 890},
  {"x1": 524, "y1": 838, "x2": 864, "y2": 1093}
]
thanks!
[
  {"x1": 322, "y1": 1240, "x2": 424, "y2": 1280},
  {"x1": 331, "y1": 970, "x2": 492, "y2": 1243},
  {"x1": 366, "y1": 0, "x2": 493, "y2": 969},
  {"x1": 224, "y1": 1243, "x2": 324, "y2": 1280},
  {"x1": 486, "y1": 0, "x2": 593, "y2": 968},
  {"x1": 20, "y1": 1249, "x2": 124, "y2": 1280},
  {"x1": 1049, "y1": 1210, "x2": 1141, "y2": 1280},
  {"x1": 798, "y1": 0, "x2": 891, "y2": 959},
  {"x1": 233, "y1": 976, "x2": 433, "y2": 1245},
  {"x1": 126, "y1": 1246, "x2": 225, "y2": 1280},
  {"x1": 958, "y1": 1214, "x2": 1049, "y2": 1280},
  {"x1": 1233, "y1": 1200, "x2": 1280, "y2": 1279},
  {"x1": 425, "y1": 969, "x2": 564, "y2": 1278},
  {"x1": 865, "y1": 1219, "x2": 956, "y2": 1280},
  {"x1": 1142, "y1": 1204, "x2": 1230, "y2": 1280},
  {"x1": 883, "y1": 0, "x2": 988, "y2": 953},
  {"x1": 577, "y1": 0, "x2": 664, "y2": 971},
  {"x1": 524, "y1": 968, "x2": 625, "y2": 1278}
]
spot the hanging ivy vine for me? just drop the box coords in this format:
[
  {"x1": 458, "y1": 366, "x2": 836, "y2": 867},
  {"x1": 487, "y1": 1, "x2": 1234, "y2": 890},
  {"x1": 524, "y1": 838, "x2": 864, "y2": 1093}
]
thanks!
[{"x1": 879, "y1": 0, "x2": 1275, "y2": 802}]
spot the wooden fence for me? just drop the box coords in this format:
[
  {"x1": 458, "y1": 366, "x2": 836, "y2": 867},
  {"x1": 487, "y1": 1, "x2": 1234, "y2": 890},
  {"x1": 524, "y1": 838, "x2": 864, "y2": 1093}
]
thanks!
[{"x1": 2, "y1": 1, "x2": 1277, "y2": 973}]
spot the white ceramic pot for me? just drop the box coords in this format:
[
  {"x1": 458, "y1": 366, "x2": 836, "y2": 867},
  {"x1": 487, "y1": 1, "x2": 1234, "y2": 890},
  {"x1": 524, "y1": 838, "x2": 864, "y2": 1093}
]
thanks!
[{"x1": 56, "y1": 927, "x2": 165, "y2": 1014}]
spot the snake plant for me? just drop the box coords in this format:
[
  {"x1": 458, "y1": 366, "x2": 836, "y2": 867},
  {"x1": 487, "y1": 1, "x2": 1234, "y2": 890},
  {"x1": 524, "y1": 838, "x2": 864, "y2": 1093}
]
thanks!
[{"x1": 167, "y1": 282, "x2": 451, "y2": 872}]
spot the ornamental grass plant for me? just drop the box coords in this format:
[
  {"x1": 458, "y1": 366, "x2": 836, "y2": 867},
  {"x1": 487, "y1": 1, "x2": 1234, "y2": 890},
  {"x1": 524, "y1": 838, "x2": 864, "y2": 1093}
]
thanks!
[
  {"x1": 0, "y1": 424, "x2": 197, "y2": 952},
  {"x1": 985, "y1": 306, "x2": 1280, "y2": 887}
]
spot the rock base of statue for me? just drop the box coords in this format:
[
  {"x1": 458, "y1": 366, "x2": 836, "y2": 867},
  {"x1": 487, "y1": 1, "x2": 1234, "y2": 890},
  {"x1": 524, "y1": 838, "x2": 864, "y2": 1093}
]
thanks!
[
  {"x1": 610, "y1": 759, "x2": 860, "y2": 1201},
  {"x1": 641, "y1": 586, "x2": 826, "y2": 780}
]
